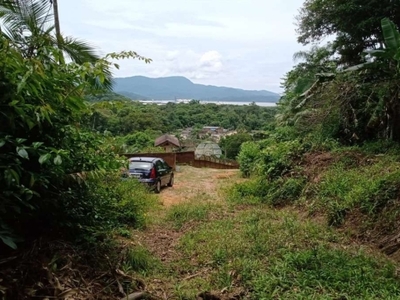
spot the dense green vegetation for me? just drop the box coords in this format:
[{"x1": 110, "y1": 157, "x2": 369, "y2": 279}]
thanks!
[
  {"x1": 3, "y1": 0, "x2": 400, "y2": 298},
  {"x1": 131, "y1": 171, "x2": 400, "y2": 299},
  {"x1": 88, "y1": 100, "x2": 277, "y2": 135},
  {"x1": 211, "y1": 3, "x2": 400, "y2": 298},
  {"x1": 86, "y1": 99, "x2": 276, "y2": 155},
  {"x1": 0, "y1": 0, "x2": 153, "y2": 251},
  {"x1": 234, "y1": 1, "x2": 400, "y2": 256}
]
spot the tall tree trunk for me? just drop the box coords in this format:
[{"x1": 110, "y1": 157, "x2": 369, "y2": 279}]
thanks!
[
  {"x1": 52, "y1": 0, "x2": 61, "y2": 44},
  {"x1": 51, "y1": 0, "x2": 64, "y2": 63}
]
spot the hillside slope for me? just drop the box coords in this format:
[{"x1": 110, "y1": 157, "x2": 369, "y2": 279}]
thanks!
[{"x1": 113, "y1": 76, "x2": 280, "y2": 102}]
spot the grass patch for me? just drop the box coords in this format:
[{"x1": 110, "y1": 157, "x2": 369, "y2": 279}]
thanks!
[
  {"x1": 173, "y1": 207, "x2": 400, "y2": 299},
  {"x1": 165, "y1": 199, "x2": 220, "y2": 229},
  {"x1": 122, "y1": 245, "x2": 159, "y2": 275},
  {"x1": 317, "y1": 157, "x2": 400, "y2": 227},
  {"x1": 228, "y1": 176, "x2": 306, "y2": 206}
]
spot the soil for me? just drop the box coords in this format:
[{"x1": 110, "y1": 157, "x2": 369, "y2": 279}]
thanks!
[
  {"x1": 138, "y1": 166, "x2": 239, "y2": 263},
  {"x1": 159, "y1": 166, "x2": 239, "y2": 207},
  {"x1": 133, "y1": 166, "x2": 242, "y2": 299}
]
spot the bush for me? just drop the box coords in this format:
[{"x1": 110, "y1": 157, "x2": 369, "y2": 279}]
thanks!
[
  {"x1": 317, "y1": 158, "x2": 400, "y2": 227},
  {"x1": 81, "y1": 173, "x2": 156, "y2": 233},
  {"x1": 256, "y1": 139, "x2": 306, "y2": 179},
  {"x1": 229, "y1": 176, "x2": 306, "y2": 207},
  {"x1": 237, "y1": 142, "x2": 261, "y2": 177},
  {"x1": 0, "y1": 22, "x2": 149, "y2": 249},
  {"x1": 237, "y1": 128, "x2": 309, "y2": 179}
]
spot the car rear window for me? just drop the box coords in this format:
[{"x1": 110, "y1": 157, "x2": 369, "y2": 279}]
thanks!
[{"x1": 129, "y1": 161, "x2": 152, "y2": 170}]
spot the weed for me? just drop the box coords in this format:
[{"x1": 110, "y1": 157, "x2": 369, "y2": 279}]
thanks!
[
  {"x1": 317, "y1": 159, "x2": 400, "y2": 227},
  {"x1": 228, "y1": 176, "x2": 306, "y2": 207},
  {"x1": 115, "y1": 227, "x2": 132, "y2": 238},
  {"x1": 122, "y1": 246, "x2": 158, "y2": 274},
  {"x1": 166, "y1": 201, "x2": 218, "y2": 229},
  {"x1": 175, "y1": 207, "x2": 400, "y2": 298}
]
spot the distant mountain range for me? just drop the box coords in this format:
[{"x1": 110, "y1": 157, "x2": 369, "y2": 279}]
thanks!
[{"x1": 112, "y1": 76, "x2": 280, "y2": 102}]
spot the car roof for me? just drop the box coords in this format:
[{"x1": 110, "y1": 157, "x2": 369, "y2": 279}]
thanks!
[{"x1": 128, "y1": 157, "x2": 160, "y2": 162}]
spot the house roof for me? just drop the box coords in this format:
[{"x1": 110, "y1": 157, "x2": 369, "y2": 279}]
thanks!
[{"x1": 154, "y1": 134, "x2": 180, "y2": 147}]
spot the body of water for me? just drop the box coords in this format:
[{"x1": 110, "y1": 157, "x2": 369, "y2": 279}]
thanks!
[{"x1": 137, "y1": 100, "x2": 277, "y2": 107}]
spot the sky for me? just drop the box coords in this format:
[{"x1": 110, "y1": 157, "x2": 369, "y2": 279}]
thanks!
[{"x1": 59, "y1": 0, "x2": 307, "y2": 93}]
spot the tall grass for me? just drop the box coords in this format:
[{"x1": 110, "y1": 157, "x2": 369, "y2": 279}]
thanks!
[{"x1": 174, "y1": 208, "x2": 400, "y2": 299}]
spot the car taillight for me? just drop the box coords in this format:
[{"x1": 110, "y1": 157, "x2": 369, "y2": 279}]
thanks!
[{"x1": 150, "y1": 167, "x2": 156, "y2": 179}]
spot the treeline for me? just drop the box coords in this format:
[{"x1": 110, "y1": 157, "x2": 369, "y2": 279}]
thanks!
[
  {"x1": 233, "y1": 0, "x2": 400, "y2": 276},
  {"x1": 88, "y1": 100, "x2": 277, "y2": 136}
]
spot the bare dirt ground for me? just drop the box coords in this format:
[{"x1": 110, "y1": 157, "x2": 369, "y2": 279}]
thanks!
[
  {"x1": 158, "y1": 166, "x2": 239, "y2": 207},
  {"x1": 131, "y1": 166, "x2": 242, "y2": 299},
  {"x1": 137, "y1": 166, "x2": 240, "y2": 263}
]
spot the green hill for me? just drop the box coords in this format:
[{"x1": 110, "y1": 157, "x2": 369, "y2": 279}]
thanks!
[{"x1": 113, "y1": 76, "x2": 280, "y2": 102}]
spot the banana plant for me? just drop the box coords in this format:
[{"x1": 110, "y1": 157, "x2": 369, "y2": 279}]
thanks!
[
  {"x1": 381, "y1": 18, "x2": 400, "y2": 59},
  {"x1": 355, "y1": 18, "x2": 400, "y2": 70}
]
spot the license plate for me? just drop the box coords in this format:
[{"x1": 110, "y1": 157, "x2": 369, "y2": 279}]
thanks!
[{"x1": 130, "y1": 173, "x2": 141, "y2": 178}]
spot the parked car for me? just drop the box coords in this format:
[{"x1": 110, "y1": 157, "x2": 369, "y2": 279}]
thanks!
[{"x1": 127, "y1": 157, "x2": 174, "y2": 193}]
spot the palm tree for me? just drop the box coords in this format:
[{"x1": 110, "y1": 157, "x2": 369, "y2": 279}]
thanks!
[
  {"x1": 0, "y1": 0, "x2": 98, "y2": 64},
  {"x1": 0, "y1": 0, "x2": 113, "y2": 89},
  {"x1": 50, "y1": 0, "x2": 61, "y2": 44}
]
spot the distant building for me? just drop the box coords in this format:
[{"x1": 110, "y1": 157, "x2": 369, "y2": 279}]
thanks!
[
  {"x1": 154, "y1": 134, "x2": 180, "y2": 152},
  {"x1": 195, "y1": 142, "x2": 222, "y2": 158},
  {"x1": 201, "y1": 126, "x2": 224, "y2": 134},
  {"x1": 180, "y1": 127, "x2": 193, "y2": 140},
  {"x1": 198, "y1": 126, "x2": 225, "y2": 139}
]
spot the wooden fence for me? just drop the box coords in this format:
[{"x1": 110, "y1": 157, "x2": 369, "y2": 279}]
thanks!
[{"x1": 123, "y1": 151, "x2": 239, "y2": 170}]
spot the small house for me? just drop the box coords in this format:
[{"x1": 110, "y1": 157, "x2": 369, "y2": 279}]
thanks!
[{"x1": 154, "y1": 134, "x2": 180, "y2": 152}]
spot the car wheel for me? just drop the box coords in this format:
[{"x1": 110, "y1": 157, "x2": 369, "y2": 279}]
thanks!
[
  {"x1": 155, "y1": 180, "x2": 161, "y2": 194},
  {"x1": 168, "y1": 174, "x2": 174, "y2": 187}
]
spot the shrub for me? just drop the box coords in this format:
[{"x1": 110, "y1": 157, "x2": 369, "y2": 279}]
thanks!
[
  {"x1": 237, "y1": 141, "x2": 261, "y2": 177},
  {"x1": 123, "y1": 246, "x2": 158, "y2": 273},
  {"x1": 317, "y1": 159, "x2": 400, "y2": 227},
  {"x1": 256, "y1": 139, "x2": 306, "y2": 179},
  {"x1": 228, "y1": 176, "x2": 306, "y2": 207},
  {"x1": 0, "y1": 19, "x2": 148, "y2": 249},
  {"x1": 237, "y1": 129, "x2": 309, "y2": 179}
]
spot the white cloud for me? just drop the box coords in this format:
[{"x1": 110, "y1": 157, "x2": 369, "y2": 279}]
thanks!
[
  {"x1": 58, "y1": 0, "x2": 308, "y2": 92},
  {"x1": 150, "y1": 50, "x2": 224, "y2": 80}
]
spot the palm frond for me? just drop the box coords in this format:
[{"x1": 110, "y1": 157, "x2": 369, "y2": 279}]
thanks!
[
  {"x1": 61, "y1": 36, "x2": 100, "y2": 64},
  {"x1": 0, "y1": 0, "x2": 53, "y2": 52}
]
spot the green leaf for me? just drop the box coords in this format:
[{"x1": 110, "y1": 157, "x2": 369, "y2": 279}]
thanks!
[
  {"x1": 16, "y1": 138, "x2": 27, "y2": 144},
  {"x1": 39, "y1": 153, "x2": 51, "y2": 164},
  {"x1": 0, "y1": 140, "x2": 5, "y2": 148},
  {"x1": 29, "y1": 174, "x2": 35, "y2": 187},
  {"x1": 17, "y1": 147, "x2": 29, "y2": 159},
  {"x1": 98, "y1": 73, "x2": 105, "y2": 84},
  {"x1": 32, "y1": 142, "x2": 44, "y2": 149},
  {"x1": 0, "y1": 236, "x2": 17, "y2": 249},
  {"x1": 6, "y1": 169, "x2": 20, "y2": 185},
  {"x1": 54, "y1": 155, "x2": 62, "y2": 165},
  {"x1": 381, "y1": 18, "x2": 400, "y2": 53}
]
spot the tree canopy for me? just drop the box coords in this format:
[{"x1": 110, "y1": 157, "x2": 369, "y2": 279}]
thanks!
[
  {"x1": 0, "y1": 0, "x2": 149, "y2": 250},
  {"x1": 296, "y1": 0, "x2": 400, "y2": 65}
]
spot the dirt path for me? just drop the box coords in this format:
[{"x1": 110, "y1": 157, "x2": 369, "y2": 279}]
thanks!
[
  {"x1": 130, "y1": 166, "x2": 242, "y2": 298},
  {"x1": 158, "y1": 166, "x2": 239, "y2": 207}
]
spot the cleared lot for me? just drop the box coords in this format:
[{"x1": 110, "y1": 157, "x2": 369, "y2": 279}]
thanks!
[{"x1": 158, "y1": 165, "x2": 239, "y2": 206}]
